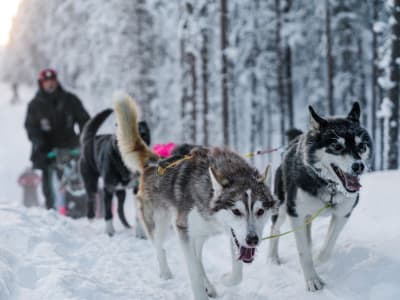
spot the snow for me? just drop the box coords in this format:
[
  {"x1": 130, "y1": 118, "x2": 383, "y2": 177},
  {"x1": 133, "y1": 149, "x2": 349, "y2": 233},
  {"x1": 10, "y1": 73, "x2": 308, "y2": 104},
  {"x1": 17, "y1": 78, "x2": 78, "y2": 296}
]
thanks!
[
  {"x1": 373, "y1": 21, "x2": 387, "y2": 33},
  {"x1": 0, "y1": 82, "x2": 34, "y2": 204},
  {"x1": 0, "y1": 83, "x2": 399, "y2": 299}
]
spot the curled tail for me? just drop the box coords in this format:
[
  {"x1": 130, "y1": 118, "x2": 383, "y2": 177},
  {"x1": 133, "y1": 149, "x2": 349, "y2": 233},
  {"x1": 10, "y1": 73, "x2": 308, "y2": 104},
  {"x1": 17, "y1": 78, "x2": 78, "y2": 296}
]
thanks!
[
  {"x1": 80, "y1": 109, "x2": 113, "y2": 170},
  {"x1": 80, "y1": 108, "x2": 113, "y2": 145},
  {"x1": 113, "y1": 92, "x2": 157, "y2": 173}
]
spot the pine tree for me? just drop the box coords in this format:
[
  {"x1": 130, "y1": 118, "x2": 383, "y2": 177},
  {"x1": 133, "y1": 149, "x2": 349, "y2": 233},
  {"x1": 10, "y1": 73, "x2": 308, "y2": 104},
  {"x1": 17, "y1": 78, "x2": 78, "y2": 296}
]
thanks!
[{"x1": 387, "y1": 0, "x2": 400, "y2": 169}]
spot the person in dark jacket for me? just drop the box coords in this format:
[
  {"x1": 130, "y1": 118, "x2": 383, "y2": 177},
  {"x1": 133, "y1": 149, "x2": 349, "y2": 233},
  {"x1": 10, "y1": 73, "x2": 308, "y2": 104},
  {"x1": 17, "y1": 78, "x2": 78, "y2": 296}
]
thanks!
[{"x1": 24, "y1": 68, "x2": 90, "y2": 209}]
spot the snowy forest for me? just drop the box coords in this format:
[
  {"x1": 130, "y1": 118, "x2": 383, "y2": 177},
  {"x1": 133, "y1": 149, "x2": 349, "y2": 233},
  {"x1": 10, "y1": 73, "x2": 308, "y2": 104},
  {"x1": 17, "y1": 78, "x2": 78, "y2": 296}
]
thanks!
[
  {"x1": 3, "y1": 0, "x2": 400, "y2": 170},
  {"x1": 0, "y1": 1, "x2": 400, "y2": 300}
]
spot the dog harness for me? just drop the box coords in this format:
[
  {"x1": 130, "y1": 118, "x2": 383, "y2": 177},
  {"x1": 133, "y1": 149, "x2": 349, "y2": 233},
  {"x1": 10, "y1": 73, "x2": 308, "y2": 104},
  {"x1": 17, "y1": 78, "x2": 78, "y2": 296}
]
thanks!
[{"x1": 262, "y1": 177, "x2": 337, "y2": 241}]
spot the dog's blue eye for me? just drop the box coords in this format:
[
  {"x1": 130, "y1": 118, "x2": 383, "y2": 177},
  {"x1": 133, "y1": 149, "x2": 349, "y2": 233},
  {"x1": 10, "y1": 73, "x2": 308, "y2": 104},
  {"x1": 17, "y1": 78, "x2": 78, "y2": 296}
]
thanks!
[{"x1": 232, "y1": 209, "x2": 242, "y2": 217}]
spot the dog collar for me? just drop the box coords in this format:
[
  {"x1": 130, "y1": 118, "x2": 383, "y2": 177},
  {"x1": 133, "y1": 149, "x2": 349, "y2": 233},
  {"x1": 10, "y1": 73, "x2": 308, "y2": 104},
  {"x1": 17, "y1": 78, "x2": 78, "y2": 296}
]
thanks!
[{"x1": 306, "y1": 165, "x2": 338, "y2": 204}]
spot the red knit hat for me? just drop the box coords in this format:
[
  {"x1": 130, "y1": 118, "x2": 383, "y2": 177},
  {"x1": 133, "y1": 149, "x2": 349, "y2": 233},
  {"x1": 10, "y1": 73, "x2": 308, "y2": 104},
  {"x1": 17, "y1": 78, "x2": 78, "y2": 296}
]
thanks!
[{"x1": 38, "y1": 68, "x2": 57, "y2": 81}]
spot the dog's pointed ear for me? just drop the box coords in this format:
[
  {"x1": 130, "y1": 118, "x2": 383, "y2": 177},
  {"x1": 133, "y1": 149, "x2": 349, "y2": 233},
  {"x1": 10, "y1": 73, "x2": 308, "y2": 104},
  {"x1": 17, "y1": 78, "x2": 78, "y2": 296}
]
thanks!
[
  {"x1": 209, "y1": 167, "x2": 229, "y2": 191},
  {"x1": 309, "y1": 106, "x2": 327, "y2": 130},
  {"x1": 209, "y1": 167, "x2": 229, "y2": 210},
  {"x1": 347, "y1": 102, "x2": 361, "y2": 123},
  {"x1": 259, "y1": 164, "x2": 271, "y2": 186}
]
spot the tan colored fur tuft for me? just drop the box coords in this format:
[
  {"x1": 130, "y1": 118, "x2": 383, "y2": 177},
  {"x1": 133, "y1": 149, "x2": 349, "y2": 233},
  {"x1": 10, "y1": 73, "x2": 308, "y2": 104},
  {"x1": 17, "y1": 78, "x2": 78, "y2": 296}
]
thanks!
[{"x1": 113, "y1": 91, "x2": 158, "y2": 173}]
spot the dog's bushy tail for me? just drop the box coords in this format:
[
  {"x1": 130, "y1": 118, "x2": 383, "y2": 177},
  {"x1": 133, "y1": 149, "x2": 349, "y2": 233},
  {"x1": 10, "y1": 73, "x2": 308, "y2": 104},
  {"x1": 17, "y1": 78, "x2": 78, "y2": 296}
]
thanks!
[{"x1": 113, "y1": 92, "x2": 157, "y2": 173}]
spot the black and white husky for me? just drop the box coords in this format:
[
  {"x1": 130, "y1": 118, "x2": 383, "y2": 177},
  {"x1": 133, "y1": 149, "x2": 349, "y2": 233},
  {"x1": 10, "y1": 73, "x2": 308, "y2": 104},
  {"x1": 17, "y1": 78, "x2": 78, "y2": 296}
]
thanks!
[
  {"x1": 268, "y1": 103, "x2": 373, "y2": 291},
  {"x1": 113, "y1": 93, "x2": 275, "y2": 300}
]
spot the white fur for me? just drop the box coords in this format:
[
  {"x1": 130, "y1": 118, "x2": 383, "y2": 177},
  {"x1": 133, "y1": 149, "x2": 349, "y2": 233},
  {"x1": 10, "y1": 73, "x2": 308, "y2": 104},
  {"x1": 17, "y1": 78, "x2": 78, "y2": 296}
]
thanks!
[
  {"x1": 313, "y1": 148, "x2": 365, "y2": 197},
  {"x1": 271, "y1": 186, "x2": 357, "y2": 291},
  {"x1": 150, "y1": 197, "x2": 270, "y2": 299},
  {"x1": 209, "y1": 168, "x2": 223, "y2": 209},
  {"x1": 113, "y1": 92, "x2": 147, "y2": 173},
  {"x1": 105, "y1": 220, "x2": 115, "y2": 236}
]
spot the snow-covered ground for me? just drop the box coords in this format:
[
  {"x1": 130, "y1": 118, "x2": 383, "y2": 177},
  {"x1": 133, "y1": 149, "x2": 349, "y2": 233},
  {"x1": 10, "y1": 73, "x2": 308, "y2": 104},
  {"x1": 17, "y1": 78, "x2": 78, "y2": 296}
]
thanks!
[{"x1": 0, "y1": 83, "x2": 399, "y2": 300}]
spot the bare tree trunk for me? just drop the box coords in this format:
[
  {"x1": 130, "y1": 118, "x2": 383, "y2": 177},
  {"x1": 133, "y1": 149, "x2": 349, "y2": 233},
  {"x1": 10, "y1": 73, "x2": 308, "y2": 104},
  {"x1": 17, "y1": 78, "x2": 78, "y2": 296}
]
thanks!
[
  {"x1": 387, "y1": 0, "x2": 400, "y2": 169},
  {"x1": 201, "y1": 28, "x2": 209, "y2": 146},
  {"x1": 284, "y1": 0, "x2": 294, "y2": 128},
  {"x1": 188, "y1": 52, "x2": 197, "y2": 143},
  {"x1": 179, "y1": 2, "x2": 197, "y2": 144},
  {"x1": 180, "y1": 37, "x2": 187, "y2": 142},
  {"x1": 371, "y1": 0, "x2": 379, "y2": 169},
  {"x1": 266, "y1": 91, "x2": 273, "y2": 151},
  {"x1": 250, "y1": 72, "x2": 258, "y2": 161},
  {"x1": 358, "y1": 37, "x2": 367, "y2": 127},
  {"x1": 220, "y1": 0, "x2": 229, "y2": 146},
  {"x1": 275, "y1": 0, "x2": 285, "y2": 145},
  {"x1": 325, "y1": 0, "x2": 334, "y2": 115}
]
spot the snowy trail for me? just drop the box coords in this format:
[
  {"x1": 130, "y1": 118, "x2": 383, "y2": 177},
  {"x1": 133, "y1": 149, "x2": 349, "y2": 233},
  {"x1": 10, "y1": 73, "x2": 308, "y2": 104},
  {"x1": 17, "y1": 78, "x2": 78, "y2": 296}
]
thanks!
[
  {"x1": 0, "y1": 83, "x2": 399, "y2": 299},
  {"x1": 0, "y1": 171, "x2": 399, "y2": 300}
]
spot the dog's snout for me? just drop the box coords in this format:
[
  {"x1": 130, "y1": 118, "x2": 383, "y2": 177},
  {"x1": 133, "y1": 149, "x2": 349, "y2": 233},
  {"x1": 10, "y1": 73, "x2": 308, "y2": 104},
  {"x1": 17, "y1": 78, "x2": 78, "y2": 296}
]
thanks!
[
  {"x1": 352, "y1": 161, "x2": 364, "y2": 175},
  {"x1": 245, "y1": 233, "x2": 259, "y2": 247}
]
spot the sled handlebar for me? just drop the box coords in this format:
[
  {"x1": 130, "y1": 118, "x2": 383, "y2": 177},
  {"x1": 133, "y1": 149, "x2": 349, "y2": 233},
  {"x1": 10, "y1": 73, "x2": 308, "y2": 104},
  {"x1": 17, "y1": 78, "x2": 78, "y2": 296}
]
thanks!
[{"x1": 47, "y1": 148, "x2": 80, "y2": 159}]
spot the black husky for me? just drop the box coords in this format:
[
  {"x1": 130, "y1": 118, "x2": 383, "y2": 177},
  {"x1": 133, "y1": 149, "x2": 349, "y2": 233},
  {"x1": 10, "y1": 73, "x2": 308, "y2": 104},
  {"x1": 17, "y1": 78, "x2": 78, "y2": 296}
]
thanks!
[
  {"x1": 80, "y1": 109, "x2": 149, "y2": 236},
  {"x1": 268, "y1": 103, "x2": 373, "y2": 291}
]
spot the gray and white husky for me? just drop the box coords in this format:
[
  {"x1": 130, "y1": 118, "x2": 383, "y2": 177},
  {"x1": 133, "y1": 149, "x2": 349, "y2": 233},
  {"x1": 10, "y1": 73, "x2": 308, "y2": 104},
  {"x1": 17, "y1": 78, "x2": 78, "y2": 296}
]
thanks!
[
  {"x1": 268, "y1": 102, "x2": 373, "y2": 291},
  {"x1": 113, "y1": 93, "x2": 275, "y2": 300}
]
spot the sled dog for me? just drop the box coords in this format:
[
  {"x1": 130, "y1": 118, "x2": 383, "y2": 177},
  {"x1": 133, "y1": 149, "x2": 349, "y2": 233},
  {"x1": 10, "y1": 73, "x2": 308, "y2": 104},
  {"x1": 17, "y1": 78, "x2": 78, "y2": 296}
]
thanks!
[
  {"x1": 268, "y1": 103, "x2": 373, "y2": 291},
  {"x1": 80, "y1": 109, "x2": 147, "y2": 237},
  {"x1": 113, "y1": 92, "x2": 275, "y2": 300}
]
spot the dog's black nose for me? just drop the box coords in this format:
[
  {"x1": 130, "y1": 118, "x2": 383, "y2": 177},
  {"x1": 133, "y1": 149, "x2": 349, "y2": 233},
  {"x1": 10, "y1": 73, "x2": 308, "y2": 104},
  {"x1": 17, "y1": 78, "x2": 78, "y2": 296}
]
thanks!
[
  {"x1": 246, "y1": 233, "x2": 259, "y2": 247},
  {"x1": 352, "y1": 162, "x2": 364, "y2": 175}
]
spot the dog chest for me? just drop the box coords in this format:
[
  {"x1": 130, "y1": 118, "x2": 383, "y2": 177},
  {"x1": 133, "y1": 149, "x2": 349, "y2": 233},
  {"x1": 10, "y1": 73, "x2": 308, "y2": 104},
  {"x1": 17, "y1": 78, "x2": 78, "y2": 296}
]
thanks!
[
  {"x1": 186, "y1": 208, "x2": 221, "y2": 237},
  {"x1": 296, "y1": 188, "x2": 358, "y2": 218}
]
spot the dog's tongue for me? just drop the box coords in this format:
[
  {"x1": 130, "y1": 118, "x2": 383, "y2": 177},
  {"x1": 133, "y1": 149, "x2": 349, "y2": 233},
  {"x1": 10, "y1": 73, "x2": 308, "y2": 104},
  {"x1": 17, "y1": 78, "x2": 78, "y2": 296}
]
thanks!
[
  {"x1": 343, "y1": 173, "x2": 362, "y2": 192},
  {"x1": 238, "y1": 247, "x2": 256, "y2": 263}
]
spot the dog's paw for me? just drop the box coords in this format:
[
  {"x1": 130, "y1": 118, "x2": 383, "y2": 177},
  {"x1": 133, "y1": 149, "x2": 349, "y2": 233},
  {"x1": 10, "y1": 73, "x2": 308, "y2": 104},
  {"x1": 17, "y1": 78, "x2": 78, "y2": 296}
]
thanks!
[
  {"x1": 87, "y1": 209, "x2": 95, "y2": 219},
  {"x1": 205, "y1": 283, "x2": 217, "y2": 298},
  {"x1": 105, "y1": 220, "x2": 115, "y2": 236},
  {"x1": 306, "y1": 277, "x2": 325, "y2": 292},
  {"x1": 267, "y1": 255, "x2": 281, "y2": 265},
  {"x1": 135, "y1": 232, "x2": 147, "y2": 239},
  {"x1": 221, "y1": 272, "x2": 242, "y2": 287},
  {"x1": 135, "y1": 226, "x2": 147, "y2": 239}
]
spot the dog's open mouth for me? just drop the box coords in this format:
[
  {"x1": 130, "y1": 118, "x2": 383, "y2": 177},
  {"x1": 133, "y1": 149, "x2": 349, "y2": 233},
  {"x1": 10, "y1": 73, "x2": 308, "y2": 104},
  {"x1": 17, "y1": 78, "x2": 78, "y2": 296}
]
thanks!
[
  {"x1": 331, "y1": 164, "x2": 361, "y2": 193},
  {"x1": 231, "y1": 229, "x2": 256, "y2": 264}
]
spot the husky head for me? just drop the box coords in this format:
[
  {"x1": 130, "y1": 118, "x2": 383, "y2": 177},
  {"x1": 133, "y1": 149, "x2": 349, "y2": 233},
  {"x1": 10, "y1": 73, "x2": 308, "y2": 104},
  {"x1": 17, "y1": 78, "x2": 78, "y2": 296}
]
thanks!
[
  {"x1": 305, "y1": 102, "x2": 373, "y2": 196},
  {"x1": 209, "y1": 164, "x2": 275, "y2": 263}
]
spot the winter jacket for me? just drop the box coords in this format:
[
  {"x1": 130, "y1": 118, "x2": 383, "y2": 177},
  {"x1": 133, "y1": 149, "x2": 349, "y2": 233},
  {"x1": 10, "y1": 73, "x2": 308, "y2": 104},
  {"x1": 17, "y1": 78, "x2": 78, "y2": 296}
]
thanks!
[{"x1": 24, "y1": 86, "x2": 90, "y2": 168}]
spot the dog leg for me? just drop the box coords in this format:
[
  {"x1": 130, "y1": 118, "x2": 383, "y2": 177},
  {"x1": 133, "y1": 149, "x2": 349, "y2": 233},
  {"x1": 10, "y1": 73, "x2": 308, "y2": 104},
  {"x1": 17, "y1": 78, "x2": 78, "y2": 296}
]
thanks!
[
  {"x1": 154, "y1": 222, "x2": 173, "y2": 279},
  {"x1": 135, "y1": 217, "x2": 147, "y2": 239},
  {"x1": 80, "y1": 165, "x2": 98, "y2": 219},
  {"x1": 115, "y1": 190, "x2": 131, "y2": 228},
  {"x1": 103, "y1": 188, "x2": 115, "y2": 236},
  {"x1": 290, "y1": 216, "x2": 324, "y2": 292},
  {"x1": 133, "y1": 192, "x2": 147, "y2": 239},
  {"x1": 315, "y1": 215, "x2": 347, "y2": 264},
  {"x1": 177, "y1": 228, "x2": 208, "y2": 300},
  {"x1": 267, "y1": 206, "x2": 286, "y2": 265},
  {"x1": 222, "y1": 239, "x2": 243, "y2": 286},
  {"x1": 306, "y1": 222, "x2": 312, "y2": 247},
  {"x1": 194, "y1": 239, "x2": 217, "y2": 298}
]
